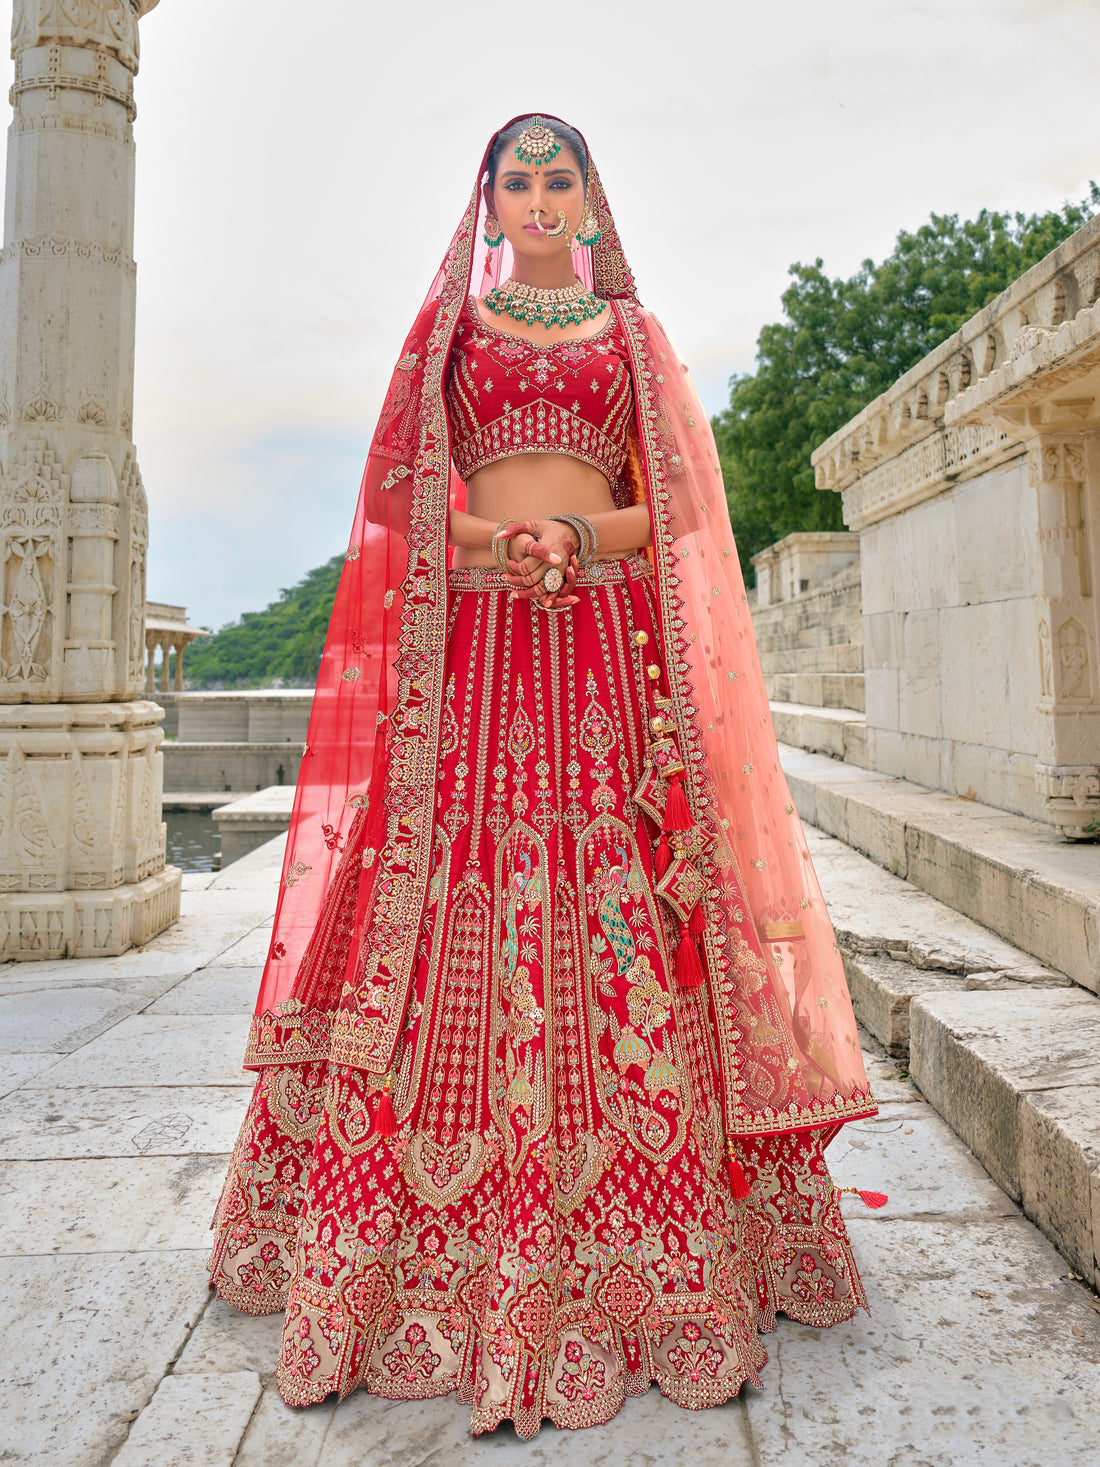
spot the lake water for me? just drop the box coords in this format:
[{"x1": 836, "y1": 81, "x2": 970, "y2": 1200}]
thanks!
[{"x1": 165, "y1": 810, "x2": 221, "y2": 873}]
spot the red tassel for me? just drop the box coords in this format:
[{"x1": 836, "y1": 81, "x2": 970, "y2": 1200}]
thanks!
[
  {"x1": 858, "y1": 1189, "x2": 888, "y2": 1209},
  {"x1": 727, "y1": 1155, "x2": 751, "y2": 1200},
  {"x1": 654, "y1": 833, "x2": 672, "y2": 878},
  {"x1": 688, "y1": 898, "x2": 706, "y2": 937},
  {"x1": 676, "y1": 924, "x2": 705, "y2": 988},
  {"x1": 371, "y1": 1075, "x2": 397, "y2": 1138},
  {"x1": 662, "y1": 774, "x2": 694, "y2": 832}
]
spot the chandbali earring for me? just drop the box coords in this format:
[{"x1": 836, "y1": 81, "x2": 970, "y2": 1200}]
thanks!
[
  {"x1": 576, "y1": 207, "x2": 601, "y2": 247},
  {"x1": 483, "y1": 215, "x2": 504, "y2": 248},
  {"x1": 570, "y1": 185, "x2": 602, "y2": 251}
]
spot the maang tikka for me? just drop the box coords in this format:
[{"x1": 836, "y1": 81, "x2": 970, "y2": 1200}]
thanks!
[{"x1": 513, "y1": 117, "x2": 561, "y2": 166}]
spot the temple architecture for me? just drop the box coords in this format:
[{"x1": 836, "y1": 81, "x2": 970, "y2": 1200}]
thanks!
[
  {"x1": 144, "y1": 600, "x2": 207, "y2": 693},
  {"x1": 0, "y1": 0, "x2": 179, "y2": 957},
  {"x1": 803, "y1": 215, "x2": 1100, "y2": 840}
]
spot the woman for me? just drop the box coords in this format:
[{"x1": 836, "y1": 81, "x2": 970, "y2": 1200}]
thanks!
[{"x1": 208, "y1": 114, "x2": 881, "y2": 1439}]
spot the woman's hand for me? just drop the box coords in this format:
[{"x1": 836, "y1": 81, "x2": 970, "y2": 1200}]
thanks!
[{"x1": 505, "y1": 518, "x2": 580, "y2": 610}]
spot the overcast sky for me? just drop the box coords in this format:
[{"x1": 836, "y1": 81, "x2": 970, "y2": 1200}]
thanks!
[{"x1": 7, "y1": 0, "x2": 1099, "y2": 631}]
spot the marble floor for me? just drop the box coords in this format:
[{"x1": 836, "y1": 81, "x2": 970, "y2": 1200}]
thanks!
[{"x1": 2, "y1": 834, "x2": 1099, "y2": 1467}]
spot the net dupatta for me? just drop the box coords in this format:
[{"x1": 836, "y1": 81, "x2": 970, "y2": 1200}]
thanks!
[{"x1": 243, "y1": 116, "x2": 876, "y2": 1144}]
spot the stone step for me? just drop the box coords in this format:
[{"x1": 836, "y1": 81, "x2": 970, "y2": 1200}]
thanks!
[
  {"x1": 750, "y1": 567, "x2": 862, "y2": 617},
  {"x1": 764, "y1": 671, "x2": 865, "y2": 712},
  {"x1": 752, "y1": 618, "x2": 864, "y2": 652},
  {"x1": 759, "y1": 642, "x2": 864, "y2": 676},
  {"x1": 805, "y1": 821, "x2": 1099, "y2": 1292},
  {"x1": 780, "y1": 743, "x2": 1100, "y2": 995},
  {"x1": 769, "y1": 702, "x2": 868, "y2": 766}
]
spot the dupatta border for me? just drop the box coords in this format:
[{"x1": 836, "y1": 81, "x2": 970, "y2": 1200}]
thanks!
[{"x1": 323, "y1": 186, "x2": 480, "y2": 1077}]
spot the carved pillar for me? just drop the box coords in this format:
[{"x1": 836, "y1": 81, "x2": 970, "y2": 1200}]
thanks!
[
  {"x1": 0, "y1": 0, "x2": 179, "y2": 958},
  {"x1": 1028, "y1": 432, "x2": 1100, "y2": 838}
]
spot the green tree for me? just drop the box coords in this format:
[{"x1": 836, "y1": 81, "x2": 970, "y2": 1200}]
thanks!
[
  {"x1": 183, "y1": 555, "x2": 344, "y2": 688},
  {"x1": 713, "y1": 187, "x2": 1100, "y2": 579}
]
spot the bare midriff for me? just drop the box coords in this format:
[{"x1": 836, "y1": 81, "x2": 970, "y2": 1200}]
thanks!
[{"x1": 453, "y1": 453, "x2": 629, "y2": 567}]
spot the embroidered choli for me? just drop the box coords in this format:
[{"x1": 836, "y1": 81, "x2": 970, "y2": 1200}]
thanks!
[{"x1": 445, "y1": 296, "x2": 636, "y2": 505}]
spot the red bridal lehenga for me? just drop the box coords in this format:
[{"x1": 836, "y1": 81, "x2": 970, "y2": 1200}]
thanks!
[{"x1": 207, "y1": 116, "x2": 880, "y2": 1438}]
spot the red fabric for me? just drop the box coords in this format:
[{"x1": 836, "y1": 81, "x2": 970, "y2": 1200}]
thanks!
[
  {"x1": 208, "y1": 114, "x2": 882, "y2": 1437},
  {"x1": 446, "y1": 297, "x2": 634, "y2": 498},
  {"x1": 208, "y1": 560, "x2": 870, "y2": 1436}
]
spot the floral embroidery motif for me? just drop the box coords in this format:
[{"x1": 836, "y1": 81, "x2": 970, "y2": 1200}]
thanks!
[
  {"x1": 382, "y1": 1322, "x2": 442, "y2": 1384},
  {"x1": 556, "y1": 1339, "x2": 607, "y2": 1403},
  {"x1": 666, "y1": 1321, "x2": 724, "y2": 1384}
]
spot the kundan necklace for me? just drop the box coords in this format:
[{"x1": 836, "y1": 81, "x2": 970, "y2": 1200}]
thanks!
[{"x1": 484, "y1": 276, "x2": 607, "y2": 330}]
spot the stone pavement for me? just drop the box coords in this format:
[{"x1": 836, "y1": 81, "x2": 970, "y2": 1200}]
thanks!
[{"x1": 2, "y1": 835, "x2": 1100, "y2": 1466}]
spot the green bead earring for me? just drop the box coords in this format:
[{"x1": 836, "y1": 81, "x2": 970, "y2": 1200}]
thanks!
[
  {"x1": 483, "y1": 215, "x2": 504, "y2": 248},
  {"x1": 577, "y1": 208, "x2": 601, "y2": 247}
]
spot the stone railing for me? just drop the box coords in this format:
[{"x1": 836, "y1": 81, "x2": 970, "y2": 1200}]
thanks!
[
  {"x1": 811, "y1": 213, "x2": 1100, "y2": 531},
  {"x1": 809, "y1": 211, "x2": 1100, "y2": 837}
]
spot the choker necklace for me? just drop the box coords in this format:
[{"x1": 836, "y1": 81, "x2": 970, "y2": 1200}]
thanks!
[{"x1": 484, "y1": 277, "x2": 607, "y2": 330}]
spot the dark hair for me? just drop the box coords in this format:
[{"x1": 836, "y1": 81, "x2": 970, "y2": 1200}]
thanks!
[{"x1": 486, "y1": 115, "x2": 589, "y2": 190}]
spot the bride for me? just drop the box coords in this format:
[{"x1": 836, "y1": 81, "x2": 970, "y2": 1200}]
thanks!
[{"x1": 207, "y1": 113, "x2": 880, "y2": 1438}]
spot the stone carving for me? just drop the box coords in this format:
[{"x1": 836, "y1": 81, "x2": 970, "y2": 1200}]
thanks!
[
  {"x1": 21, "y1": 385, "x2": 60, "y2": 423},
  {"x1": 1, "y1": 534, "x2": 52, "y2": 680},
  {"x1": 1038, "y1": 618, "x2": 1053, "y2": 700},
  {"x1": 1057, "y1": 618, "x2": 1090, "y2": 700},
  {"x1": 122, "y1": 452, "x2": 147, "y2": 683},
  {"x1": 0, "y1": 236, "x2": 137, "y2": 275},
  {"x1": 11, "y1": 0, "x2": 142, "y2": 84},
  {"x1": 70, "y1": 747, "x2": 97, "y2": 857},
  {"x1": 1028, "y1": 438, "x2": 1086, "y2": 487},
  {"x1": 9, "y1": 744, "x2": 55, "y2": 869},
  {"x1": 839, "y1": 422, "x2": 1010, "y2": 530},
  {"x1": 76, "y1": 399, "x2": 109, "y2": 426}
]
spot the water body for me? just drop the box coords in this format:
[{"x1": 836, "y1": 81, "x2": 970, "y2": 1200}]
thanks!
[{"x1": 165, "y1": 810, "x2": 221, "y2": 873}]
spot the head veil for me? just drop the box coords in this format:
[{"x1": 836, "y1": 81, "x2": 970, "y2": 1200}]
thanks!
[{"x1": 245, "y1": 116, "x2": 876, "y2": 1145}]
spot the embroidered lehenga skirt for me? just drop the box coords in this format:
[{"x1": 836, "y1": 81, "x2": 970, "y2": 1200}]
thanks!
[{"x1": 208, "y1": 554, "x2": 868, "y2": 1438}]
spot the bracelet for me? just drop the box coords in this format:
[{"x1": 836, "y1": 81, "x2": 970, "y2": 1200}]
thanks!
[
  {"x1": 491, "y1": 518, "x2": 530, "y2": 574},
  {"x1": 549, "y1": 513, "x2": 598, "y2": 566}
]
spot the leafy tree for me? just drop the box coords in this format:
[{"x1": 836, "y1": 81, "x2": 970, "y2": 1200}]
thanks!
[
  {"x1": 183, "y1": 555, "x2": 344, "y2": 688},
  {"x1": 713, "y1": 187, "x2": 1100, "y2": 579}
]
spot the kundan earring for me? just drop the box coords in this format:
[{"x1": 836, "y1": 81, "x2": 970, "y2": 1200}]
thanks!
[
  {"x1": 576, "y1": 207, "x2": 601, "y2": 247},
  {"x1": 483, "y1": 215, "x2": 504, "y2": 248}
]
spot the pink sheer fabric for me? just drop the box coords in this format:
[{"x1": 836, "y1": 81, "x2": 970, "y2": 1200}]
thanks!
[{"x1": 244, "y1": 116, "x2": 875, "y2": 1146}]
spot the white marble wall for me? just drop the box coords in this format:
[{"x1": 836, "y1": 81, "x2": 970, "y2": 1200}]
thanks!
[
  {"x1": 814, "y1": 212, "x2": 1100, "y2": 837},
  {"x1": 860, "y1": 456, "x2": 1044, "y2": 818}
]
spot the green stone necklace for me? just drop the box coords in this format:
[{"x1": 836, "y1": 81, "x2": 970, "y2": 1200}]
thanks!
[{"x1": 484, "y1": 277, "x2": 607, "y2": 330}]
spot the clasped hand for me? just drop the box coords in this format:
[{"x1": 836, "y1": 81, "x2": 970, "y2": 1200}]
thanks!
[{"x1": 503, "y1": 518, "x2": 581, "y2": 610}]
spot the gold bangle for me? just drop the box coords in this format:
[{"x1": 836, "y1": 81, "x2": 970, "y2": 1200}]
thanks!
[{"x1": 492, "y1": 518, "x2": 528, "y2": 574}]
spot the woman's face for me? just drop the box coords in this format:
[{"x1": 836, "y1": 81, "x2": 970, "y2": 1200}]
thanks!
[{"x1": 485, "y1": 144, "x2": 585, "y2": 258}]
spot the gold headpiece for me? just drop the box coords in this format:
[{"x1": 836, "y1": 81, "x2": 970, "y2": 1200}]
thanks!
[{"x1": 514, "y1": 118, "x2": 561, "y2": 167}]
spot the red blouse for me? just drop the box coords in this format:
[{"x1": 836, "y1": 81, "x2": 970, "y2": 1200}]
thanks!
[{"x1": 445, "y1": 296, "x2": 636, "y2": 506}]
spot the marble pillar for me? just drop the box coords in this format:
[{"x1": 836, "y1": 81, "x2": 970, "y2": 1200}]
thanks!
[{"x1": 0, "y1": 0, "x2": 181, "y2": 957}]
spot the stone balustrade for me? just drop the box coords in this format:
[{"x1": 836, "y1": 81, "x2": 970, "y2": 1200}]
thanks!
[{"x1": 811, "y1": 213, "x2": 1100, "y2": 838}]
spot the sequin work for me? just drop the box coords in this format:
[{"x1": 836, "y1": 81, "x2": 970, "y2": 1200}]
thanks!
[
  {"x1": 445, "y1": 297, "x2": 634, "y2": 496},
  {"x1": 208, "y1": 559, "x2": 869, "y2": 1438}
]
